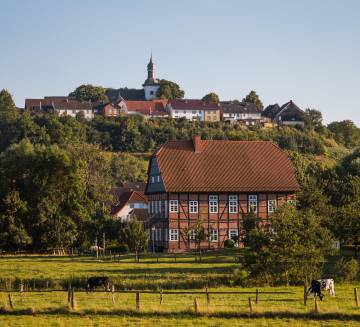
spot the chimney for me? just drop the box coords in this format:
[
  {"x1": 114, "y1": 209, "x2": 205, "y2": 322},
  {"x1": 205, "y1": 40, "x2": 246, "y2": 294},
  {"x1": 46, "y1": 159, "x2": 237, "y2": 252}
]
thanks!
[{"x1": 193, "y1": 135, "x2": 202, "y2": 153}]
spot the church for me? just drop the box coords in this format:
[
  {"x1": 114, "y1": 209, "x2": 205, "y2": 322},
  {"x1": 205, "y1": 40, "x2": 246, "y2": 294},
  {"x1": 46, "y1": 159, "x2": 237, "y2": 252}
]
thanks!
[{"x1": 106, "y1": 55, "x2": 161, "y2": 102}]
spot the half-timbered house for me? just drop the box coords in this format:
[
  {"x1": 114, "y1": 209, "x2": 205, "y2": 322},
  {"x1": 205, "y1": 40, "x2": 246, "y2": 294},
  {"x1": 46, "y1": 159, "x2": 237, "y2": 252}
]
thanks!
[{"x1": 145, "y1": 136, "x2": 300, "y2": 252}]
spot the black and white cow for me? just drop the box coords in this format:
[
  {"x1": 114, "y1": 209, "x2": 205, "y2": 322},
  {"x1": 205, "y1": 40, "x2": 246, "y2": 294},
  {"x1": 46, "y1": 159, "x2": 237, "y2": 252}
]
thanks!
[
  {"x1": 86, "y1": 276, "x2": 111, "y2": 292},
  {"x1": 307, "y1": 279, "x2": 335, "y2": 300}
]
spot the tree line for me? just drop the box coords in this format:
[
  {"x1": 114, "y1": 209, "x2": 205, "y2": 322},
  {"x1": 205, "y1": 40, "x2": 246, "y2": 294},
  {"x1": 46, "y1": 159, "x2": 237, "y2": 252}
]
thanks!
[{"x1": 0, "y1": 88, "x2": 359, "y2": 273}]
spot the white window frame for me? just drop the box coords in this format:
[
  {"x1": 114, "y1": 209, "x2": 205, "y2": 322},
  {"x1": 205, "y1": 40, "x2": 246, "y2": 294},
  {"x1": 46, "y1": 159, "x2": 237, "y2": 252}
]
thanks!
[
  {"x1": 169, "y1": 229, "x2": 179, "y2": 241},
  {"x1": 151, "y1": 176, "x2": 155, "y2": 183},
  {"x1": 229, "y1": 195, "x2": 238, "y2": 213},
  {"x1": 189, "y1": 201, "x2": 198, "y2": 213},
  {"x1": 169, "y1": 200, "x2": 179, "y2": 213},
  {"x1": 228, "y1": 229, "x2": 239, "y2": 240},
  {"x1": 156, "y1": 175, "x2": 160, "y2": 183},
  {"x1": 189, "y1": 229, "x2": 196, "y2": 241},
  {"x1": 248, "y1": 195, "x2": 258, "y2": 213},
  {"x1": 211, "y1": 229, "x2": 219, "y2": 242},
  {"x1": 209, "y1": 195, "x2": 218, "y2": 213},
  {"x1": 268, "y1": 199, "x2": 277, "y2": 213}
]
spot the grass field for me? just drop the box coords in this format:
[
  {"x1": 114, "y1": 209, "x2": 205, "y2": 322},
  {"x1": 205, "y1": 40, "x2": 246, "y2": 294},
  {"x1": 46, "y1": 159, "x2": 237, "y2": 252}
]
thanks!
[{"x1": 0, "y1": 251, "x2": 359, "y2": 326}]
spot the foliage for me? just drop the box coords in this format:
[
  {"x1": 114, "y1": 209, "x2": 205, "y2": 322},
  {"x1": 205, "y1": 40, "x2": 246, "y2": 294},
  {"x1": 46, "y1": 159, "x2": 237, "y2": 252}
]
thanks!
[
  {"x1": 69, "y1": 84, "x2": 108, "y2": 102},
  {"x1": 119, "y1": 218, "x2": 148, "y2": 260},
  {"x1": 304, "y1": 108, "x2": 323, "y2": 132},
  {"x1": 334, "y1": 257, "x2": 359, "y2": 282},
  {"x1": 242, "y1": 90, "x2": 264, "y2": 110},
  {"x1": 202, "y1": 92, "x2": 220, "y2": 103},
  {"x1": 328, "y1": 120, "x2": 360, "y2": 148},
  {"x1": 224, "y1": 239, "x2": 235, "y2": 248},
  {"x1": 156, "y1": 79, "x2": 184, "y2": 99},
  {"x1": 241, "y1": 206, "x2": 333, "y2": 285},
  {"x1": 0, "y1": 89, "x2": 16, "y2": 112}
]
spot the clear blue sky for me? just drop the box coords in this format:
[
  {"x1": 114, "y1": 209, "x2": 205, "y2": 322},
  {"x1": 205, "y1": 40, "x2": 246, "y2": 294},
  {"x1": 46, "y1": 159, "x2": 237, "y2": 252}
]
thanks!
[{"x1": 1, "y1": 0, "x2": 359, "y2": 125}]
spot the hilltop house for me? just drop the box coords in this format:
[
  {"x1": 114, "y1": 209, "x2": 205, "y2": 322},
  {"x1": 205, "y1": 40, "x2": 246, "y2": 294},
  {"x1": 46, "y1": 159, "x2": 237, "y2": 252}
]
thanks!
[
  {"x1": 25, "y1": 97, "x2": 94, "y2": 119},
  {"x1": 167, "y1": 99, "x2": 221, "y2": 122},
  {"x1": 221, "y1": 101, "x2": 264, "y2": 125},
  {"x1": 263, "y1": 100, "x2": 305, "y2": 127},
  {"x1": 145, "y1": 136, "x2": 300, "y2": 252}
]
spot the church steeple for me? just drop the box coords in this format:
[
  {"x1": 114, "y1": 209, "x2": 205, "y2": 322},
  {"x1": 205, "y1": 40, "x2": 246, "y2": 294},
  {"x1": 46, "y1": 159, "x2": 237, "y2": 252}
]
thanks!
[
  {"x1": 143, "y1": 53, "x2": 160, "y2": 100},
  {"x1": 147, "y1": 53, "x2": 155, "y2": 80}
]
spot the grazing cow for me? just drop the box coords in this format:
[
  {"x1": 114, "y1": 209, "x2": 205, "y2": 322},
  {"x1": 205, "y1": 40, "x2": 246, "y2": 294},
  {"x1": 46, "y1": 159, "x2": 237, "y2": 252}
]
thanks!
[
  {"x1": 307, "y1": 279, "x2": 335, "y2": 301},
  {"x1": 319, "y1": 278, "x2": 335, "y2": 296},
  {"x1": 307, "y1": 280, "x2": 324, "y2": 300},
  {"x1": 87, "y1": 276, "x2": 110, "y2": 292}
]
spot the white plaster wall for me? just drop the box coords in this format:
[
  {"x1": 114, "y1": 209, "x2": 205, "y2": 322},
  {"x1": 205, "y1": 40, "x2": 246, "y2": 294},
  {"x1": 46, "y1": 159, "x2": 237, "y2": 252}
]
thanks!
[{"x1": 144, "y1": 85, "x2": 160, "y2": 100}]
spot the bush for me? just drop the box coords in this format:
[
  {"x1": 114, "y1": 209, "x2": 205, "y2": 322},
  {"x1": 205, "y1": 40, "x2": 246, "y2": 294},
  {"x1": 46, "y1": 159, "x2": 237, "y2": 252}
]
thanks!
[
  {"x1": 334, "y1": 257, "x2": 359, "y2": 282},
  {"x1": 106, "y1": 243, "x2": 129, "y2": 253},
  {"x1": 229, "y1": 268, "x2": 249, "y2": 286},
  {"x1": 224, "y1": 239, "x2": 235, "y2": 248}
]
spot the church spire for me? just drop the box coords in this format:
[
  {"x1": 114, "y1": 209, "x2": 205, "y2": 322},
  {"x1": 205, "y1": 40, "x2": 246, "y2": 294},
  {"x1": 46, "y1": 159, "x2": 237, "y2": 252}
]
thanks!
[{"x1": 147, "y1": 52, "x2": 155, "y2": 80}]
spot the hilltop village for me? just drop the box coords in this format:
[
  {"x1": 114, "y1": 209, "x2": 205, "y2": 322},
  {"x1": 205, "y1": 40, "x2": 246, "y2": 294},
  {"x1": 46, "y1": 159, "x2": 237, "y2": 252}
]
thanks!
[{"x1": 24, "y1": 56, "x2": 305, "y2": 128}]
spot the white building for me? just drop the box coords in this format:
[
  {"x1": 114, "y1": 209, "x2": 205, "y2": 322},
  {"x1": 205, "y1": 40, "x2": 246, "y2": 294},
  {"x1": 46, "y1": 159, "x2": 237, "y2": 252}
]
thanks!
[{"x1": 221, "y1": 101, "x2": 262, "y2": 125}]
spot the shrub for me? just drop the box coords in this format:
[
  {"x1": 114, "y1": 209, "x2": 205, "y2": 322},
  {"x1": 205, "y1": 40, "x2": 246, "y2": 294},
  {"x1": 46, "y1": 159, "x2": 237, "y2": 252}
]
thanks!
[
  {"x1": 334, "y1": 257, "x2": 359, "y2": 282},
  {"x1": 229, "y1": 268, "x2": 249, "y2": 286},
  {"x1": 224, "y1": 239, "x2": 235, "y2": 248}
]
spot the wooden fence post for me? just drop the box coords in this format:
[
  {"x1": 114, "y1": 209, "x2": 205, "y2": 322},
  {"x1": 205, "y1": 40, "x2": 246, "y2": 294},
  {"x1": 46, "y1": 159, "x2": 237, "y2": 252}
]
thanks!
[
  {"x1": 136, "y1": 291, "x2": 140, "y2": 311},
  {"x1": 67, "y1": 285, "x2": 72, "y2": 304},
  {"x1": 19, "y1": 282, "x2": 24, "y2": 302},
  {"x1": 8, "y1": 294, "x2": 14, "y2": 309},
  {"x1": 194, "y1": 297, "x2": 199, "y2": 314},
  {"x1": 314, "y1": 297, "x2": 319, "y2": 313},
  {"x1": 206, "y1": 287, "x2": 210, "y2": 305},
  {"x1": 303, "y1": 281, "x2": 308, "y2": 306},
  {"x1": 160, "y1": 289, "x2": 163, "y2": 304},
  {"x1": 354, "y1": 288, "x2": 359, "y2": 307},
  {"x1": 71, "y1": 287, "x2": 76, "y2": 309},
  {"x1": 255, "y1": 289, "x2": 259, "y2": 304},
  {"x1": 111, "y1": 285, "x2": 115, "y2": 304},
  {"x1": 248, "y1": 297, "x2": 253, "y2": 314}
]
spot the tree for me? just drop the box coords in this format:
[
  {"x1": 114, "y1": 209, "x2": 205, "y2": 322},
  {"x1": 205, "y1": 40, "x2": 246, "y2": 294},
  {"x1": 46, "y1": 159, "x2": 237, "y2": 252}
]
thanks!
[
  {"x1": 328, "y1": 120, "x2": 360, "y2": 148},
  {"x1": 69, "y1": 84, "x2": 108, "y2": 102},
  {"x1": 0, "y1": 191, "x2": 31, "y2": 250},
  {"x1": 241, "y1": 205, "x2": 333, "y2": 285},
  {"x1": 0, "y1": 89, "x2": 16, "y2": 112},
  {"x1": 335, "y1": 202, "x2": 360, "y2": 258},
  {"x1": 120, "y1": 218, "x2": 148, "y2": 261},
  {"x1": 304, "y1": 109, "x2": 323, "y2": 132},
  {"x1": 243, "y1": 90, "x2": 264, "y2": 110},
  {"x1": 156, "y1": 79, "x2": 184, "y2": 100},
  {"x1": 202, "y1": 92, "x2": 220, "y2": 103}
]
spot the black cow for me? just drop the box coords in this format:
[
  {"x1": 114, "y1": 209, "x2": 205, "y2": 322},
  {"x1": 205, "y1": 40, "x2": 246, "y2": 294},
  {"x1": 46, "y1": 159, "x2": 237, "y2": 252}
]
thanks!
[
  {"x1": 306, "y1": 280, "x2": 324, "y2": 301},
  {"x1": 86, "y1": 276, "x2": 111, "y2": 292}
]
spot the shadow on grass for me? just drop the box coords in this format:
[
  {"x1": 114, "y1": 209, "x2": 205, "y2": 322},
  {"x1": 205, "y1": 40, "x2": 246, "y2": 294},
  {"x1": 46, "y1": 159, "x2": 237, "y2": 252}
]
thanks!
[{"x1": 1, "y1": 307, "x2": 360, "y2": 321}]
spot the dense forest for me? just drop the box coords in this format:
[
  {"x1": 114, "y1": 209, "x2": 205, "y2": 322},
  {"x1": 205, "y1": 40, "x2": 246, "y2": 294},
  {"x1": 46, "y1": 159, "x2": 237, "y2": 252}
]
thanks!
[{"x1": 0, "y1": 89, "x2": 359, "y2": 261}]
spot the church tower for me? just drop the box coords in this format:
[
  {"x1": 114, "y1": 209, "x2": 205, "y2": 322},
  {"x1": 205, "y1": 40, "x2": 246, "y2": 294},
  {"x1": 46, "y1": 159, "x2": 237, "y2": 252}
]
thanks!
[{"x1": 143, "y1": 54, "x2": 160, "y2": 100}]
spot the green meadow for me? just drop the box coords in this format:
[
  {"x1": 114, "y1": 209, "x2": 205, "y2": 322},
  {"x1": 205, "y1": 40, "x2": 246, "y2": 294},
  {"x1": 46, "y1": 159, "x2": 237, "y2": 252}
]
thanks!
[{"x1": 0, "y1": 252, "x2": 359, "y2": 326}]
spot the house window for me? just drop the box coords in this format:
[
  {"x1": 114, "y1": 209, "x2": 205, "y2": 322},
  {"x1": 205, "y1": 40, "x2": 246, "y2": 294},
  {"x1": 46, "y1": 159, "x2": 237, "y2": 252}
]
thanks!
[
  {"x1": 169, "y1": 200, "x2": 179, "y2": 213},
  {"x1": 156, "y1": 176, "x2": 160, "y2": 183},
  {"x1": 169, "y1": 229, "x2": 179, "y2": 241},
  {"x1": 189, "y1": 229, "x2": 196, "y2": 241},
  {"x1": 189, "y1": 201, "x2": 198, "y2": 213},
  {"x1": 229, "y1": 195, "x2": 238, "y2": 213},
  {"x1": 248, "y1": 195, "x2": 258, "y2": 213},
  {"x1": 210, "y1": 229, "x2": 219, "y2": 242},
  {"x1": 151, "y1": 176, "x2": 155, "y2": 183},
  {"x1": 150, "y1": 91, "x2": 154, "y2": 95},
  {"x1": 268, "y1": 199, "x2": 277, "y2": 213},
  {"x1": 229, "y1": 229, "x2": 239, "y2": 241},
  {"x1": 209, "y1": 195, "x2": 218, "y2": 213}
]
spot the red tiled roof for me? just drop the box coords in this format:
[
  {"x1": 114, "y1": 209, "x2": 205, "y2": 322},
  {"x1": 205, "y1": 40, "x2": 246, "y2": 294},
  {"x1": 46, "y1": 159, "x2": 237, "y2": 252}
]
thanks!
[
  {"x1": 169, "y1": 99, "x2": 220, "y2": 111},
  {"x1": 151, "y1": 138, "x2": 300, "y2": 193},
  {"x1": 126, "y1": 100, "x2": 168, "y2": 116},
  {"x1": 25, "y1": 98, "x2": 92, "y2": 110}
]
